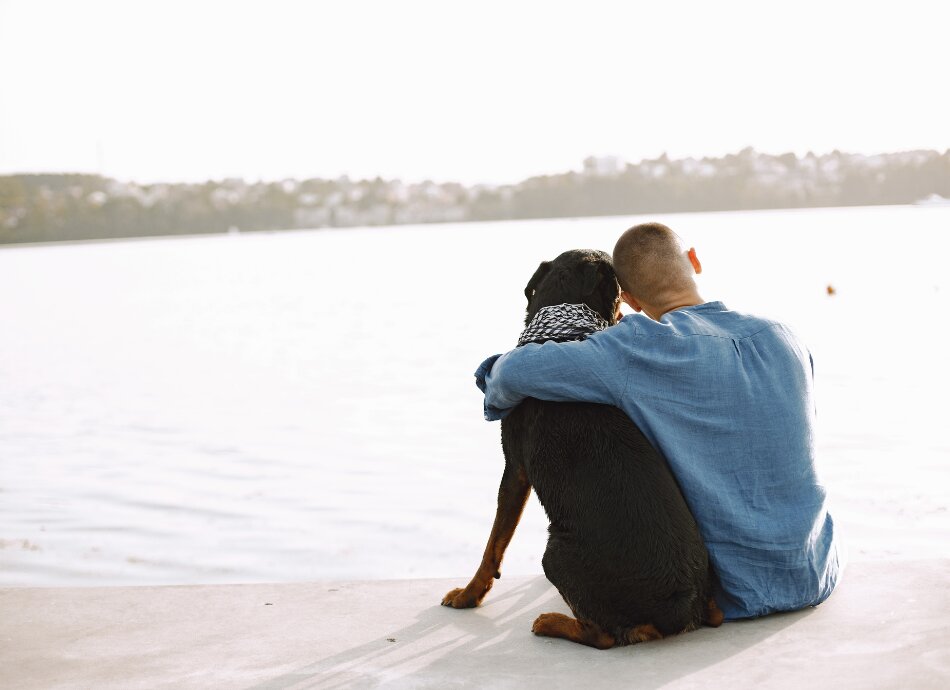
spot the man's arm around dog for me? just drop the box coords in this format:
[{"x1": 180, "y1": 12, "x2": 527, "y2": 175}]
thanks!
[{"x1": 475, "y1": 302, "x2": 842, "y2": 620}]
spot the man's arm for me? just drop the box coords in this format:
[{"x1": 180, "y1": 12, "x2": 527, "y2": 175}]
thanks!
[{"x1": 475, "y1": 332, "x2": 628, "y2": 421}]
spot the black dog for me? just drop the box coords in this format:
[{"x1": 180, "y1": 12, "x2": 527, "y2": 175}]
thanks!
[{"x1": 442, "y1": 249, "x2": 722, "y2": 648}]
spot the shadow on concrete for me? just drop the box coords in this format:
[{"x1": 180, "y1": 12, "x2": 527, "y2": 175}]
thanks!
[{"x1": 248, "y1": 576, "x2": 814, "y2": 689}]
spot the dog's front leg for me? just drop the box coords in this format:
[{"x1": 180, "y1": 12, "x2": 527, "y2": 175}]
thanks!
[{"x1": 441, "y1": 462, "x2": 531, "y2": 608}]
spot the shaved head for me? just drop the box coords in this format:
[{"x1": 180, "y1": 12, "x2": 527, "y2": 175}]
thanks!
[{"x1": 613, "y1": 222, "x2": 697, "y2": 307}]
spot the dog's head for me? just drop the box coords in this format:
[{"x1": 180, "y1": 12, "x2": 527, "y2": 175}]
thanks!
[{"x1": 523, "y1": 249, "x2": 621, "y2": 326}]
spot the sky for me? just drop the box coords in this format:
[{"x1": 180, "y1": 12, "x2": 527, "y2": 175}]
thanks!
[{"x1": 1, "y1": 0, "x2": 948, "y2": 185}]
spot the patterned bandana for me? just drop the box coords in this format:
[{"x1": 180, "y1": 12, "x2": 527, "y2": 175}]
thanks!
[{"x1": 517, "y1": 303, "x2": 610, "y2": 347}]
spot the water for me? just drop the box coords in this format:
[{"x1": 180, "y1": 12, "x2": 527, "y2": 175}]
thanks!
[{"x1": 1, "y1": 206, "x2": 948, "y2": 587}]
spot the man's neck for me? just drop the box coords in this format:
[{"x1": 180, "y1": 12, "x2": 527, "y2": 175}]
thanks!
[{"x1": 646, "y1": 293, "x2": 704, "y2": 321}]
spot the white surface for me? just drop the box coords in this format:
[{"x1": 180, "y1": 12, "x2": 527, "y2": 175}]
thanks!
[
  {"x1": 0, "y1": 560, "x2": 947, "y2": 689},
  {"x1": 1, "y1": 205, "x2": 949, "y2": 586}
]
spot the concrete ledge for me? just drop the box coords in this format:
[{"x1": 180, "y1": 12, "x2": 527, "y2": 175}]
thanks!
[{"x1": 1, "y1": 560, "x2": 948, "y2": 689}]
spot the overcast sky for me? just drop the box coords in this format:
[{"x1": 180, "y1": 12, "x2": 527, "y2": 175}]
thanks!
[{"x1": 1, "y1": 0, "x2": 947, "y2": 185}]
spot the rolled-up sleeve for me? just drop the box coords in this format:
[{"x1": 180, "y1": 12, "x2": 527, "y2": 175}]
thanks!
[{"x1": 474, "y1": 332, "x2": 627, "y2": 421}]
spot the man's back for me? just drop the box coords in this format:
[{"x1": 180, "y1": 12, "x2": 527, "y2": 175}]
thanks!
[{"x1": 479, "y1": 301, "x2": 840, "y2": 619}]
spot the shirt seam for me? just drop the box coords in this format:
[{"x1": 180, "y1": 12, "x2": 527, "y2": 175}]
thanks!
[{"x1": 631, "y1": 321, "x2": 783, "y2": 343}]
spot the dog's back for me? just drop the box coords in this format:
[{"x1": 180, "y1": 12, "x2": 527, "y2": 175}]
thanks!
[{"x1": 503, "y1": 398, "x2": 709, "y2": 639}]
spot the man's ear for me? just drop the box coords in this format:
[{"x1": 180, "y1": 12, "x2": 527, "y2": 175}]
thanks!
[
  {"x1": 525, "y1": 261, "x2": 552, "y2": 303},
  {"x1": 688, "y1": 247, "x2": 702, "y2": 274},
  {"x1": 621, "y1": 290, "x2": 643, "y2": 313}
]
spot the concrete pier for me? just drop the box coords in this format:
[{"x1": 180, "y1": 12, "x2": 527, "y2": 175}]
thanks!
[{"x1": 1, "y1": 559, "x2": 947, "y2": 689}]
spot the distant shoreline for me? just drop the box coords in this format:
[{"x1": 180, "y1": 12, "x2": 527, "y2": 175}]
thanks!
[
  {"x1": 3, "y1": 148, "x2": 948, "y2": 246},
  {"x1": 0, "y1": 201, "x2": 936, "y2": 250}
]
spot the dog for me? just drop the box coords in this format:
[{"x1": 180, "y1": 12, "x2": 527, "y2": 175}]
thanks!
[{"x1": 442, "y1": 249, "x2": 723, "y2": 648}]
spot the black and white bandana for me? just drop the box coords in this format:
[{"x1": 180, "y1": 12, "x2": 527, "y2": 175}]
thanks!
[{"x1": 517, "y1": 303, "x2": 610, "y2": 347}]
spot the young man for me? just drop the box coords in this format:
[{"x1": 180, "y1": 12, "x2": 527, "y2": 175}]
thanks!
[{"x1": 475, "y1": 222, "x2": 840, "y2": 620}]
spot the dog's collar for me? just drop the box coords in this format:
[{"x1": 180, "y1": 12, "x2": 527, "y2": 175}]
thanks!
[{"x1": 517, "y1": 303, "x2": 610, "y2": 347}]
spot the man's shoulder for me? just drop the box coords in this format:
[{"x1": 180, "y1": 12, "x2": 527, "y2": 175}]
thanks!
[
  {"x1": 712, "y1": 306, "x2": 787, "y2": 338},
  {"x1": 609, "y1": 303, "x2": 801, "y2": 347},
  {"x1": 704, "y1": 307, "x2": 811, "y2": 366},
  {"x1": 655, "y1": 301, "x2": 783, "y2": 339}
]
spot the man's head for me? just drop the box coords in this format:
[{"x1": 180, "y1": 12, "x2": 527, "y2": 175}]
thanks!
[{"x1": 612, "y1": 222, "x2": 703, "y2": 320}]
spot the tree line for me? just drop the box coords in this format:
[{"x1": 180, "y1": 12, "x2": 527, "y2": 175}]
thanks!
[{"x1": 1, "y1": 148, "x2": 948, "y2": 245}]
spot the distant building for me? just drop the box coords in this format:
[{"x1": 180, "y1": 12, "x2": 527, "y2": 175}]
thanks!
[{"x1": 583, "y1": 155, "x2": 624, "y2": 177}]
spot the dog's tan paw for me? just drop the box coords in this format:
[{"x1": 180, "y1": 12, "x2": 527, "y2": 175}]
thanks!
[
  {"x1": 441, "y1": 587, "x2": 480, "y2": 609},
  {"x1": 531, "y1": 612, "x2": 571, "y2": 634},
  {"x1": 532, "y1": 612, "x2": 616, "y2": 649},
  {"x1": 703, "y1": 597, "x2": 725, "y2": 627}
]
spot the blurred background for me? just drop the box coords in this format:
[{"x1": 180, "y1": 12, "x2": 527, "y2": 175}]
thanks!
[{"x1": 1, "y1": 1, "x2": 948, "y2": 587}]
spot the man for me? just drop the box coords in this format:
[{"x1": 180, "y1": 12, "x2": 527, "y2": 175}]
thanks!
[{"x1": 476, "y1": 222, "x2": 840, "y2": 620}]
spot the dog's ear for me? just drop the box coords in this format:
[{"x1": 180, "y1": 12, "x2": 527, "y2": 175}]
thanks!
[
  {"x1": 525, "y1": 261, "x2": 552, "y2": 303},
  {"x1": 580, "y1": 260, "x2": 610, "y2": 297},
  {"x1": 583, "y1": 260, "x2": 622, "y2": 320}
]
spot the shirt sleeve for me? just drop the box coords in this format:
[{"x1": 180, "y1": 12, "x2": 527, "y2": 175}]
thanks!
[{"x1": 474, "y1": 332, "x2": 627, "y2": 421}]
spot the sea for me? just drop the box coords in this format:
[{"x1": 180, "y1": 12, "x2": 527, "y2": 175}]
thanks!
[{"x1": 1, "y1": 205, "x2": 948, "y2": 587}]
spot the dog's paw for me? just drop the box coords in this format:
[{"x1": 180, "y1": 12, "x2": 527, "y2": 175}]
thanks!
[
  {"x1": 441, "y1": 586, "x2": 481, "y2": 609},
  {"x1": 532, "y1": 612, "x2": 616, "y2": 649},
  {"x1": 531, "y1": 612, "x2": 571, "y2": 635},
  {"x1": 703, "y1": 597, "x2": 725, "y2": 627}
]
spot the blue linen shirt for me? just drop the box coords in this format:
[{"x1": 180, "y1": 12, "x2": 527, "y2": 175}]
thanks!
[{"x1": 475, "y1": 301, "x2": 840, "y2": 620}]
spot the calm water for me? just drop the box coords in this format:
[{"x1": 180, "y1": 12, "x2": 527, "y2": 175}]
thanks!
[{"x1": 1, "y1": 206, "x2": 948, "y2": 587}]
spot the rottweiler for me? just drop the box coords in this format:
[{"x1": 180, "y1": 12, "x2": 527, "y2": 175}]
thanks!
[{"x1": 442, "y1": 249, "x2": 722, "y2": 648}]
